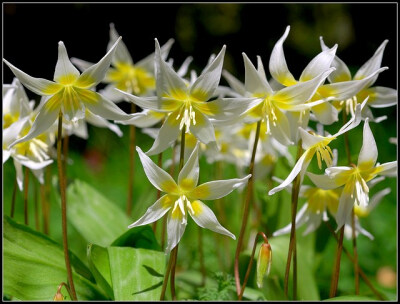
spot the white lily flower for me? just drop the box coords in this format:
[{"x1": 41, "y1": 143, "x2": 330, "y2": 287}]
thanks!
[
  {"x1": 129, "y1": 143, "x2": 251, "y2": 253},
  {"x1": 4, "y1": 37, "x2": 133, "y2": 147},
  {"x1": 118, "y1": 39, "x2": 260, "y2": 156},
  {"x1": 319, "y1": 37, "x2": 397, "y2": 121},
  {"x1": 307, "y1": 119, "x2": 397, "y2": 229},
  {"x1": 72, "y1": 23, "x2": 175, "y2": 102},
  {"x1": 268, "y1": 98, "x2": 367, "y2": 196}
]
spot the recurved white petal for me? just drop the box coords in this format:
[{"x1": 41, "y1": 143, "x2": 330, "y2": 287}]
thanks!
[
  {"x1": 3, "y1": 150, "x2": 11, "y2": 163},
  {"x1": 268, "y1": 149, "x2": 313, "y2": 195},
  {"x1": 145, "y1": 109, "x2": 181, "y2": 156},
  {"x1": 243, "y1": 53, "x2": 273, "y2": 96},
  {"x1": 3, "y1": 59, "x2": 62, "y2": 96},
  {"x1": 84, "y1": 93, "x2": 132, "y2": 121},
  {"x1": 364, "y1": 86, "x2": 397, "y2": 108},
  {"x1": 14, "y1": 159, "x2": 24, "y2": 191},
  {"x1": 189, "y1": 110, "x2": 217, "y2": 145},
  {"x1": 137, "y1": 38, "x2": 175, "y2": 73},
  {"x1": 190, "y1": 174, "x2": 251, "y2": 200},
  {"x1": 136, "y1": 146, "x2": 178, "y2": 193},
  {"x1": 189, "y1": 200, "x2": 235, "y2": 239},
  {"x1": 300, "y1": 44, "x2": 337, "y2": 82},
  {"x1": 273, "y1": 203, "x2": 309, "y2": 236},
  {"x1": 178, "y1": 143, "x2": 200, "y2": 191},
  {"x1": 128, "y1": 194, "x2": 174, "y2": 228},
  {"x1": 176, "y1": 56, "x2": 193, "y2": 77},
  {"x1": 375, "y1": 161, "x2": 397, "y2": 177},
  {"x1": 208, "y1": 97, "x2": 264, "y2": 120},
  {"x1": 354, "y1": 40, "x2": 388, "y2": 83},
  {"x1": 3, "y1": 116, "x2": 30, "y2": 147},
  {"x1": 307, "y1": 171, "x2": 343, "y2": 190},
  {"x1": 222, "y1": 70, "x2": 246, "y2": 96},
  {"x1": 269, "y1": 108, "x2": 293, "y2": 146},
  {"x1": 77, "y1": 37, "x2": 122, "y2": 88},
  {"x1": 70, "y1": 57, "x2": 94, "y2": 72},
  {"x1": 335, "y1": 189, "x2": 355, "y2": 230},
  {"x1": 357, "y1": 119, "x2": 377, "y2": 170},
  {"x1": 18, "y1": 158, "x2": 53, "y2": 170},
  {"x1": 311, "y1": 100, "x2": 339, "y2": 125},
  {"x1": 85, "y1": 110, "x2": 123, "y2": 137},
  {"x1": 116, "y1": 89, "x2": 164, "y2": 111},
  {"x1": 165, "y1": 209, "x2": 187, "y2": 253},
  {"x1": 190, "y1": 45, "x2": 226, "y2": 101},
  {"x1": 107, "y1": 23, "x2": 133, "y2": 65},
  {"x1": 368, "y1": 188, "x2": 390, "y2": 211},
  {"x1": 54, "y1": 42, "x2": 80, "y2": 83},
  {"x1": 269, "y1": 25, "x2": 297, "y2": 86},
  {"x1": 116, "y1": 109, "x2": 164, "y2": 128}
]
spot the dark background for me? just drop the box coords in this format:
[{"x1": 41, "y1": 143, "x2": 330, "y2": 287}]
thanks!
[{"x1": 3, "y1": 3, "x2": 397, "y2": 89}]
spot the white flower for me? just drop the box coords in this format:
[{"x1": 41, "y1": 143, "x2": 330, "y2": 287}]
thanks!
[{"x1": 129, "y1": 143, "x2": 251, "y2": 253}]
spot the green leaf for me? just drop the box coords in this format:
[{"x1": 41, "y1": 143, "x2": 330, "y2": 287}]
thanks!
[
  {"x1": 87, "y1": 244, "x2": 114, "y2": 300},
  {"x1": 108, "y1": 247, "x2": 166, "y2": 300},
  {"x1": 111, "y1": 225, "x2": 161, "y2": 250},
  {"x1": 324, "y1": 295, "x2": 377, "y2": 301},
  {"x1": 66, "y1": 179, "x2": 131, "y2": 247},
  {"x1": 3, "y1": 216, "x2": 105, "y2": 301}
]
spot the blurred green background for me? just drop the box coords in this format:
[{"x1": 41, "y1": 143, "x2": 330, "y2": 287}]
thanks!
[{"x1": 3, "y1": 3, "x2": 397, "y2": 301}]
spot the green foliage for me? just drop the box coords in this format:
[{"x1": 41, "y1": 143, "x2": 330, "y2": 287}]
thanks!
[{"x1": 196, "y1": 272, "x2": 236, "y2": 301}]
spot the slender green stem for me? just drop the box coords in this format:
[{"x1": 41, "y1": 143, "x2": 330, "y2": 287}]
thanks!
[
  {"x1": 283, "y1": 139, "x2": 303, "y2": 299},
  {"x1": 160, "y1": 249, "x2": 174, "y2": 301},
  {"x1": 34, "y1": 179, "x2": 40, "y2": 231},
  {"x1": 351, "y1": 209, "x2": 360, "y2": 294},
  {"x1": 126, "y1": 103, "x2": 137, "y2": 217},
  {"x1": 238, "y1": 232, "x2": 269, "y2": 300},
  {"x1": 23, "y1": 167, "x2": 30, "y2": 225},
  {"x1": 10, "y1": 179, "x2": 17, "y2": 218},
  {"x1": 57, "y1": 112, "x2": 77, "y2": 301},
  {"x1": 198, "y1": 227, "x2": 206, "y2": 286},
  {"x1": 324, "y1": 222, "x2": 385, "y2": 300},
  {"x1": 330, "y1": 226, "x2": 344, "y2": 298},
  {"x1": 170, "y1": 244, "x2": 179, "y2": 300},
  {"x1": 234, "y1": 120, "x2": 262, "y2": 295}
]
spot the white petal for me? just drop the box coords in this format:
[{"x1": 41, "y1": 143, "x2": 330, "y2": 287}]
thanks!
[
  {"x1": 136, "y1": 146, "x2": 178, "y2": 193},
  {"x1": 190, "y1": 174, "x2": 251, "y2": 200},
  {"x1": 206, "y1": 97, "x2": 263, "y2": 120},
  {"x1": 269, "y1": 149, "x2": 313, "y2": 195},
  {"x1": 85, "y1": 93, "x2": 132, "y2": 121},
  {"x1": 190, "y1": 45, "x2": 226, "y2": 101},
  {"x1": 189, "y1": 200, "x2": 235, "y2": 239},
  {"x1": 54, "y1": 41, "x2": 80, "y2": 83},
  {"x1": 136, "y1": 38, "x2": 175, "y2": 73},
  {"x1": 303, "y1": 211, "x2": 323, "y2": 235},
  {"x1": 300, "y1": 44, "x2": 337, "y2": 82},
  {"x1": 257, "y1": 56, "x2": 268, "y2": 82},
  {"x1": 99, "y1": 84, "x2": 126, "y2": 103},
  {"x1": 176, "y1": 56, "x2": 193, "y2": 77},
  {"x1": 116, "y1": 90, "x2": 164, "y2": 111},
  {"x1": 299, "y1": 127, "x2": 325, "y2": 149},
  {"x1": 178, "y1": 143, "x2": 200, "y2": 190},
  {"x1": 243, "y1": 52, "x2": 273, "y2": 96},
  {"x1": 357, "y1": 119, "x2": 377, "y2": 169},
  {"x1": 145, "y1": 109, "x2": 181, "y2": 156},
  {"x1": 3, "y1": 116, "x2": 30, "y2": 147},
  {"x1": 335, "y1": 190, "x2": 355, "y2": 230},
  {"x1": 165, "y1": 210, "x2": 187, "y2": 253},
  {"x1": 154, "y1": 39, "x2": 187, "y2": 99},
  {"x1": 85, "y1": 110, "x2": 123, "y2": 137},
  {"x1": 354, "y1": 40, "x2": 388, "y2": 84},
  {"x1": 128, "y1": 194, "x2": 173, "y2": 228},
  {"x1": 222, "y1": 69, "x2": 246, "y2": 96},
  {"x1": 375, "y1": 161, "x2": 397, "y2": 177},
  {"x1": 365, "y1": 86, "x2": 397, "y2": 108},
  {"x1": 189, "y1": 110, "x2": 217, "y2": 145},
  {"x1": 107, "y1": 23, "x2": 133, "y2": 65},
  {"x1": 269, "y1": 108, "x2": 293, "y2": 146},
  {"x1": 13, "y1": 159, "x2": 24, "y2": 191},
  {"x1": 269, "y1": 25, "x2": 297, "y2": 86},
  {"x1": 273, "y1": 203, "x2": 309, "y2": 236},
  {"x1": 307, "y1": 172, "x2": 342, "y2": 190},
  {"x1": 319, "y1": 36, "x2": 352, "y2": 83},
  {"x1": 9, "y1": 103, "x2": 60, "y2": 148},
  {"x1": 30, "y1": 168, "x2": 45, "y2": 184},
  {"x1": 334, "y1": 102, "x2": 364, "y2": 137},
  {"x1": 3, "y1": 150, "x2": 11, "y2": 163},
  {"x1": 77, "y1": 37, "x2": 122, "y2": 88},
  {"x1": 116, "y1": 110, "x2": 164, "y2": 128},
  {"x1": 18, "y1": 159, "x2": 53, "y2": 170},
  {"x1": 3, "y1": 59, "x2": 61, "y2": 96},
  {"x1": 311, "y1": 99, "x2": 339, "y2": 125},
  {"x1": 368, "y1": 188, "x2": 391, "y2": 211},
  {"x1": 70, "y1": 57, "x2": 94, "y2": 72}
]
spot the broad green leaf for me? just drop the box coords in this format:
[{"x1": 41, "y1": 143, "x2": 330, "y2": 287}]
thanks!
[
  {"x1": 324, "y1": 295, "x2": 376, "y2": 301},
  {"x1": 87, "y1": 244, "x2": 113, "y2": 300},
  {"x1": 242, "y1": 286, "x2": 267, "y2": 300},
  {"x1": 111, "y1": 225, "x2": 161, "y2": 250},
  {"x1": 3, "y1": 216, "x2": 105, "y2": 301},
  {"x1": 66, "y1": 179, "x2": 131, "y2": 247},
  {"x1": 108, "y1": 247, "x2": 166, "y2": 300}
]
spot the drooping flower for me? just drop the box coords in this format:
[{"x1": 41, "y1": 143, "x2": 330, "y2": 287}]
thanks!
[
  {"x1": 307, "y1": 119, "x2": 397, "y2": 229},
  {"x1": 129, "y1": 143, "x2": 251, "y2": 253},
  {"x1": 4, "y1": 37, "x2": 133, "y2": 147},
  {"x1": 268, "y1": 98, "x2": 367, "y2": 196},
  {"x1": 118, "y1": 39, "x2": 260, "y2": 155}
]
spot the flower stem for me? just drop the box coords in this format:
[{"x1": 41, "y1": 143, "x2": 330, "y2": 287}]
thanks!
[
  {"x1": 10, "y1": 179, "x2": 17, "y2": 218},
  {"x1": 126, "y1": 103, "x2": 137, "y2": 217},
  {"x1": 170, "y1": 244, "x2": 179, "y2": 300},
  {"x1": 234, "y1": 120, "x2": 262, "y2": 295},
  {"x1": 284, "y1": 139, "x2": 303, "y2": 299},
  {"x1": 351, "y1": 209, "x2": 360, "y2": 294},
  {"x1": 23, "y1": 167, "x2": 30, "y2": 225},
  {"x1": 198, "y1": 227, "x2": 206, "y2": 286},
  {"x1": 238, "y1": 232, "x2": 269, "y2": 300},
  {"x1": 160, "y1": 247, "x2": 174, "y2": 301},
  {"x1": 152, "y1": 152, "x2": 164, "y2": 233},
  {"x1": 63, "y1": 134, "x2": 69, "y2": 178},
  {"x1": 329, "y1": 225, "x2": 344, "y2": 298},
  {"x1": 325, "y1": 222, "x2": 384, "y2": 300},
  {"x1": 57, "y1": 112, "x2": 77, "y2": 301},
  {"x1": 34, "y1": 179, "x2": 40, "y2": 231}
]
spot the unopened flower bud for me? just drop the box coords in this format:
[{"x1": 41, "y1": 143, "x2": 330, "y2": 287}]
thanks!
[
  {"x1": 256, "y1": 242, "x2": 272, "y2": 288},
  {"x1": 53, "y1": 290, "x2": 64, "y2": 301}
]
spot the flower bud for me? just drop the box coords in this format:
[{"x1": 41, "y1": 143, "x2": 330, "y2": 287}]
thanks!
[
  {"x1": 53, "y1": 290, "x2": 64, "y2": 301},
  {"x1": 256, "y1": 242, "x2": 272, "y2": 288}
]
